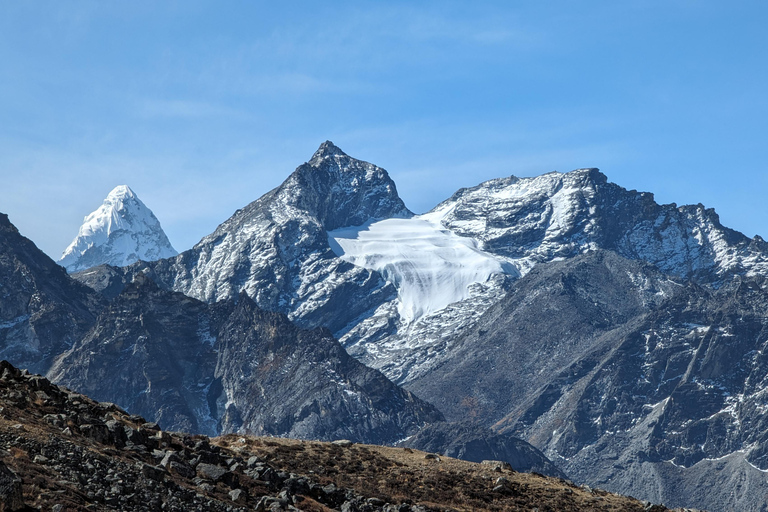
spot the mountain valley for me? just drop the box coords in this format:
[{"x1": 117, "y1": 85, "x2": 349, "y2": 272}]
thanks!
[{"x1": 2, "y1": 141, "x2": 768, "y2": 510}]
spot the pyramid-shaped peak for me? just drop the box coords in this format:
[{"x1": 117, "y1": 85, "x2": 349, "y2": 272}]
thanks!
[
  {"x1": 107, "y1": 184, "x2": 136, "y2": 199},
  {"x1": 58, "y1": 185, "x2": 177, "y2": 272},
  {"x1": 310, "y1": 140, "x2": 348, "y2": 163}
]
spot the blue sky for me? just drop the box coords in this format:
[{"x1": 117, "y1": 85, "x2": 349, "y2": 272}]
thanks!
[{"x1": 1, "y1": 1, "x2": 767, "y2": 258}]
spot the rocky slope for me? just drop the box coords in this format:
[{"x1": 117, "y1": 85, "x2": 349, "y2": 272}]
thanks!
[
  {"x1": 63, "y1": 145, "x2": 768, "y2": 509},
  {"x1": 76, "y1": 143, "x2": 519, "y2": 386},
  {"x1": 126, "y1": 141, "x2": 409, "y2": 336},
  {"x1": 30, "y1": 143, "x2": 768, "y2": 510},
  {"x1": 0, "y1": 210, "x2": 446, "y2": 446},
  {"x1": 79, "y1": 151, "x2": 768, "y2": 393},
  {"x1": 427, "y1": 169, "x2": 768, "y2": 282},
  {"x1": 48, "y1": 273, "x2": 443, "y2": 444},
  {"x1": 406, "y1": 250, "x2": 768, "y2": 511},
  {"x1": 59, "y1": 185, "x2": 177, "y2": 273},
  {"x1": 0, "y1": 359, "x2": 688, "y2": 511},
  {"x1": 342, "y1": 169, "x2": 768, "y2": 386},
  {"x1": 0, "y1": 214, "x2": 103, "y2": 375}
]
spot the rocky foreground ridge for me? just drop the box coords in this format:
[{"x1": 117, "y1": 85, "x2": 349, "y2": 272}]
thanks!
[{"x1": 0, "y1": 359, "x2": 697, "y2": 512}]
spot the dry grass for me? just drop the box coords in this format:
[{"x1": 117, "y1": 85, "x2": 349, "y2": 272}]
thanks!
[{"x1": 216, "y1": 435, "x2": 650, "y2": 512}]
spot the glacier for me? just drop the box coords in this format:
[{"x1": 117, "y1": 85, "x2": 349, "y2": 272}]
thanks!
[{"x1": 328, "y1": 216, "x2": 516, "y2": 324}]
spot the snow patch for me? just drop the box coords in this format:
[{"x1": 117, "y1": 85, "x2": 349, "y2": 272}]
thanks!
[{"x1": 329, "y1": 216, "x2": 515, "y2": 324}]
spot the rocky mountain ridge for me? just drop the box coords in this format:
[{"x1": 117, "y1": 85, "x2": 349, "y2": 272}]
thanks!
[
  {"x1": 48, "y1": 273, "x2": 443, "y2": 444},
  {"x1": 0, "y1": 210, "x2": 445, "y2": 446},
  {"x1": 79, "y1": 146, "x2": 768, "y2": 393},
  {"x1": 93, "y1": 143, "x2": 768, "y2": 511},
  {"x1": 407, "y1": 249, "x2": 768, "y2": 511},
  {"x1": 0, "y1": 213, "x2": 103, "y2": 375},
  {"x1": 7, "y1": 141, "x2": 768, "y2": 510}
]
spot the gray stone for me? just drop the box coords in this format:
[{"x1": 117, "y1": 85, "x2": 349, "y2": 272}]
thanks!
[
  {"x1": 139, "y1": 463, "x2": 166, "y2": 481},
  {"x1": 79, "y1": 423, "x2": 111, "y2": 444},
  {"x1": 0, "y1": 461, "x2": 23, "y2": 511},
  {"x1": 481, "y1": 460, "x2": 511, "y2": 471},
  {"x1": 229, "y1": 488, "x2": 245, "y2": 502},
  {"x1": 196, "y1": 463, "x2": 228, "y2": 482}
]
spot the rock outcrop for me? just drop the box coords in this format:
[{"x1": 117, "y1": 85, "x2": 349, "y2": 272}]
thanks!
[
  {"x1": 0, "y1": 213, "x2": 103, "y2": 374},
  {"x1": 49, "y1": 275, "x2": 443, "y2": 443},
  {"x1": 399, "y1": 421, "x2": 566, "y2": 479}
]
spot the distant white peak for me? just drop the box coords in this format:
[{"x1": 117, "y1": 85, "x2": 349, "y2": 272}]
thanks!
[
  {"x1": 58, "y1": 185, "x2": 178, "y2": 273},
  {"x1": 108, "y1": 184, "x2": 135, "y2": 199}
]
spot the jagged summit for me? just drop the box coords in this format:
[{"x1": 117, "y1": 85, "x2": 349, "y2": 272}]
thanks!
[
  {"x1": 58, "y1": 185, "x2": 178, "y2": 273},
  {"x1": 309, "y1": 140, "x2": 348, "y2": 163},
  {"x1": 0, "y1": 213, "x2": 14, "y2": 229},
  {"x1": 285, "y1": 141, "x2": 411, "y2": 231}
]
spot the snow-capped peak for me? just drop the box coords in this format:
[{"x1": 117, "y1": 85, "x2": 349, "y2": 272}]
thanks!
[{"x1": 58, "y1": 185, "x2": 178, "y2": 273}]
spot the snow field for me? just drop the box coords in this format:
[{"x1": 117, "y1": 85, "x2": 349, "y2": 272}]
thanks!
[{"x1": 328, "y1": 216, "x2": 512, "y2": 323}]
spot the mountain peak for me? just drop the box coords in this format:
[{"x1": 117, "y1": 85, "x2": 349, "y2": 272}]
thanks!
[
  {"x1": 106, "y1": 184, "x2": 136, "y2": 200},
  {"x1": 58, "y1": 185, "x2": 178, "y2": 273},
  {"x1": 0, "y1": 213, "x2": 15, "y2": 232},
  {"x1": 309, "y1": 140, "x2": 348, "y2": 163},
  {"x1": 287, "y1": 143, "x2": 412, "y2": 231}
]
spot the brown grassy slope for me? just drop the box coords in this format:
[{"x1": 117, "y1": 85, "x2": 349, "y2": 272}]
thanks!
[
  {"x1": 0, "y1": 360, "x2": 699, "y2": 511},
  {"x1": 216, "y1": 435, "x2": 688, "y2": 512}
]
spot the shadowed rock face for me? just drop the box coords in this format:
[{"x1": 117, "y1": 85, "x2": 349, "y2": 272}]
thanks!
[
  {"x1": 406, "y1": 250, "x2": 768, "y2": 511},
  {"x1": 399, "y1": 421, "x2": 566, "y2": 479},
  {"x1": 0, "y1": 213, "x2": 104, "y2": 374},
  {"x1": 49, "y1": 275, "x2": 443, "y2": 443}
]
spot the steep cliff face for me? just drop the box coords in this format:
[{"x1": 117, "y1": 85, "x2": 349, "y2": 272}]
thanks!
[
  {"x1": 119, "y1": 141, "x2": 408, "y2": 337},
  {"x1": 405, "y1": 250, "x2": 768, "y2": 511},
  {"x1": 0, "y1": 213, "x2": 103, "y2": 374},
  {"x1": 49, "y1": 275, "x2": 443, "y2": 443},
  {"x1": 59, "y1": 185, "x2": 177, "y2": 273}
]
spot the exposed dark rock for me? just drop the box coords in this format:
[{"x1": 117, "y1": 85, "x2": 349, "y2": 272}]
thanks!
[
  {"x1": 71, "y1": 264, "x2": 131, "y2": 300},
  {"x1": 0, "y1": 213, "x2": 104, "y2": 374},
  {"x1": 408, "y1": 250, "x2": 768, "y2": 511},
  {"x1": 48, "y1": 275, "x2": 443, "y2": 444},
  {"x1": 0, "y1": 460, "x2": 23, "y2": 511}
]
